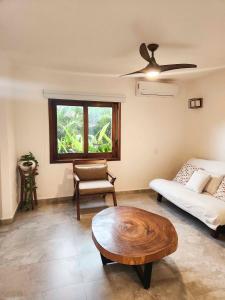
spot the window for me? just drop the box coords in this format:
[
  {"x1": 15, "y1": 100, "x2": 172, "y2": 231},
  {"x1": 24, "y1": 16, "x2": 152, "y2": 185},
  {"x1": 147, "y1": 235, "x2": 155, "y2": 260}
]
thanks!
[{"x1": 48, "y1": 99, "x2": 121, "y2": 163}]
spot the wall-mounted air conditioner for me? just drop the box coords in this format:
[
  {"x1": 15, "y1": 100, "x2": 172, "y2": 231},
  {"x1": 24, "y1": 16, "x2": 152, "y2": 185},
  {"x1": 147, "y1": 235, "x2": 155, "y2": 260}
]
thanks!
[{"x1": 136, "y1": 81, "x2": 179, "y2": 97}]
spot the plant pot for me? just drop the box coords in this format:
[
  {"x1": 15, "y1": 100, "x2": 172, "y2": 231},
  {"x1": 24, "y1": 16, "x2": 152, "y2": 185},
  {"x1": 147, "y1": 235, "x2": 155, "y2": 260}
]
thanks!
[{"x1": 18, "y1": 160, "x2": 36, "y2": 172}]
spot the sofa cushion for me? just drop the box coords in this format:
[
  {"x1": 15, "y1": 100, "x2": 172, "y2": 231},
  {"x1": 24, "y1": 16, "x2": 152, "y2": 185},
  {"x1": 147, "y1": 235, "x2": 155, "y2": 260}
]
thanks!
[
  {"x1": 79, "y1": 180, "x2": 114, "y2": 195},
  {"x1": 173, "y1": 163, "x2": 201, "y2": 185},
  {"x1": 150, "y1": 178, "x2": 225, "y2": 229},
  {"x1": 75, "y1": 164, "x2": 107, "y2": 181},
  {"x1": 186, "y1": 170, "x2": 211, "y2": 193},
  {"x1": 204, "y1": 175, "x2": 224, "y2": 195},
  {"x1": 214, "y1": 178, "x2": 225, "y2": 202}
]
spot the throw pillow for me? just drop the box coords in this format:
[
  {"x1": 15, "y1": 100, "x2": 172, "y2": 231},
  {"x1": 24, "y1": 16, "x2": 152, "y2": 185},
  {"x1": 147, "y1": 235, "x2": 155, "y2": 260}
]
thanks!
[
  {"x1": 204, "y1": 175, "x2": 224, "y2": 195},
  {"x1": 186, "y1": 170, "x2": 211, "y2": 193},
  {"x1": 214, "y1": 178, "x2": 225, "y2": 201},
  {"x1": 173, "y1": 163, "x2": 201, "y2": 185}
]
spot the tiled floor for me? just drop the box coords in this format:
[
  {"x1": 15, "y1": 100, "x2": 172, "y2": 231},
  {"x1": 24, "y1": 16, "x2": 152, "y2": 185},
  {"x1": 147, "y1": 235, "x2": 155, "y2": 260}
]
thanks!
[{"x1": 0, "y1": 192, "x2": 225, "y2": 300}]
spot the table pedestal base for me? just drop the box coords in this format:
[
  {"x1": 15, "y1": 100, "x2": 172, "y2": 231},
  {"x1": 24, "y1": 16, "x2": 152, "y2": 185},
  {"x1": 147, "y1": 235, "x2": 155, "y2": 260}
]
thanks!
[{"x1": 100, "y1": 254, "x2": 153, "y2": 289}]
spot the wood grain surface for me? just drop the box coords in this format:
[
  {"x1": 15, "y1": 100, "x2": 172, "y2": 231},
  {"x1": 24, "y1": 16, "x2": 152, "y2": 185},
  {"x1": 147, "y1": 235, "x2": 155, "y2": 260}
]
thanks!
[{"x1": 92, "y1": 206, "x2": 178, "y2": 265}]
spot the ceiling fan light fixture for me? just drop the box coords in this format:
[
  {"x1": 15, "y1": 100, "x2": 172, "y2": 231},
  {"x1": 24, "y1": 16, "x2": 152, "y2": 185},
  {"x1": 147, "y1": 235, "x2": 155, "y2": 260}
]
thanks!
[
  {"x1": 146, "y1": 69, "x2": 160, "y2": 78},
  {"x1": 121, "y1": 43, "x2": 197, "y2": 77}
]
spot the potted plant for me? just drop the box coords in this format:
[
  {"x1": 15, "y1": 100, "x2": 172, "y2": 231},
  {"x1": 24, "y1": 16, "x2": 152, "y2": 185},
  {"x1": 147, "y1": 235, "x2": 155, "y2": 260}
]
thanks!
[{"x1": 18, "y1": 152, "x2": 39, "y2": 171}]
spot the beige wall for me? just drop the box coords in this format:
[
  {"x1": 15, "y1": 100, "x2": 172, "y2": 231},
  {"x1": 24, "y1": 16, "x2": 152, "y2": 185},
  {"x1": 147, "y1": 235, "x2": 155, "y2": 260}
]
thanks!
[
  {"x1": 11, "y1": 66, "x2": 187, "y2": 200},
  {"x1": 0, "y1": 100, "x2": 18, "y2": 220},
  {"x1": 0, "y1": 61, "x2": 18, "y2": 220},
  {"x1": 1, "y1": 63, "x2": 225, "y2": 219},
  {"x1": 3, "y1": 62, "x2": 225, "y2": 217},
  {"x1": 184, "y1": 69, "x2": 225, "y2": 162}
]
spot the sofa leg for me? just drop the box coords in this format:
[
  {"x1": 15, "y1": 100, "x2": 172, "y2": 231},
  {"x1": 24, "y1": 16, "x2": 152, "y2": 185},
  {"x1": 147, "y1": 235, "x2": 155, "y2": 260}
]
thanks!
[
  {"x1": 157, "y1": 193, "x2": 162, "y2": 202},
  {"x1": 211, "y1": 226, "x2": 223, "y2": 239},
  {"x1": 112, "y1": 192, "x2": 117, "y2": 206},
  {"x1": 211, "y1": 229, "x2": 219, "y2": 239}
]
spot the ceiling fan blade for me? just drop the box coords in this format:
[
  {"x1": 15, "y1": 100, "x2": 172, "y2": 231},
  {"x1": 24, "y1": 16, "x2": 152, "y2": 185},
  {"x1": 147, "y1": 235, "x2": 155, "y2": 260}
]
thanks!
[
  {"x1": 139, "y1": 43, "x2": 151, "y2": 62},
  {"x1": 160, "y1": 64, "x2": 197, "y2": 72},
  {"x1": 120, "y1": 64, "x2": 151, "y2": 77},
  {"x1": 120, "y1": 70, "x2": 144, "y2": 77}
]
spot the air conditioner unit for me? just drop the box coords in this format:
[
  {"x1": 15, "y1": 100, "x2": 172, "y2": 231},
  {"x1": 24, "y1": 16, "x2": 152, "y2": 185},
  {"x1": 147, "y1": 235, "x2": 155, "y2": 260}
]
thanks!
[{"x1": 136, "y1": 81, "x2": 178, "y2": 97}]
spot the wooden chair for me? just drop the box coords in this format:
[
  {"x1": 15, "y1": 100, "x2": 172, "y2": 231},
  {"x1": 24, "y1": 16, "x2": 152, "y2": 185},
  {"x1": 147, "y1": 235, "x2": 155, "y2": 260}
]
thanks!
[{"x1": 73, "y1": 159, "x2": 117, "y2": 220}]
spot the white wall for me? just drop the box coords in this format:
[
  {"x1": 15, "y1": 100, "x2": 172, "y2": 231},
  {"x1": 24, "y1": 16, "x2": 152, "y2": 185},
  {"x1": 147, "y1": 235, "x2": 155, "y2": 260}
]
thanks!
[
  {"x1": 11, "y1": 66, "x2": 187, "y2": 199},
  {"x1": 184, "y1": 69, "x2": 225, "y2": 162}
]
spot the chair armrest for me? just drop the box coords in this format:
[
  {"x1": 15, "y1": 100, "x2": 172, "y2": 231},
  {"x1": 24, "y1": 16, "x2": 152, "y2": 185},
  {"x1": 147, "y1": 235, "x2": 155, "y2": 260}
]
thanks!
[
  {"x1": 107, "y1": 172, "x2": 116, "y2": 185},
  {"x1": 74, "y1": 174, "x2": 80, "y2": 183}
]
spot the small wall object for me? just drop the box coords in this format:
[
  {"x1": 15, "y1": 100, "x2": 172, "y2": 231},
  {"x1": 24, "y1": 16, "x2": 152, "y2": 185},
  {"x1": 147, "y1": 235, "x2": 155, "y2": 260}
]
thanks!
[{"x1": 188, "y1": 98, "x2": 203, "y2": 109}]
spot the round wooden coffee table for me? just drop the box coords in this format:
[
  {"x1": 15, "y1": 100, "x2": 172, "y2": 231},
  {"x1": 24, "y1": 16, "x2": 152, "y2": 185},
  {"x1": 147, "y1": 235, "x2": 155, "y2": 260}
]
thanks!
[{"x1": 92, "y1": 206, "x2": 178, "y2": 289}]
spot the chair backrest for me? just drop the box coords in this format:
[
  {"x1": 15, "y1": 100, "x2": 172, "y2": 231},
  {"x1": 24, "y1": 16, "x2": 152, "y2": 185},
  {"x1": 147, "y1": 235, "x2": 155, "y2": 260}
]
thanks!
[{"x1": 73, "y1": 159, "x2": 108, "y2": 181}]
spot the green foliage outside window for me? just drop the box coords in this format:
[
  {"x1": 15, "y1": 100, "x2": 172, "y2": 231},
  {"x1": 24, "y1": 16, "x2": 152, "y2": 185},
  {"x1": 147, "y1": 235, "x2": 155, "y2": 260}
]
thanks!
[{"x1": 57, "y1": 105, "x2": 112, "y2": 154}]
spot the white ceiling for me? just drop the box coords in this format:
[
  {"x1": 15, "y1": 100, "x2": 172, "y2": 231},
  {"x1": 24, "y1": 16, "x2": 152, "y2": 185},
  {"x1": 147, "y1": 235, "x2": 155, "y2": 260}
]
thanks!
[{"x1": 1, "y1": 0, "x2": 225, "y2": 79}]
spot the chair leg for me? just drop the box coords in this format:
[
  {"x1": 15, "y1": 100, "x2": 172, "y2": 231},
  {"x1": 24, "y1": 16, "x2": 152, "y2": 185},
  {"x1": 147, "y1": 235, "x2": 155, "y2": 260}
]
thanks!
[
  {"x1": 112, "y1": 192, "x2": 117, "y2": 206},
  {"x1": 76, "y1": 194, "x2": 80, "y2": 221},
  {"x1": 73, "y1": 183, "x2": 79, "y2": 203}
]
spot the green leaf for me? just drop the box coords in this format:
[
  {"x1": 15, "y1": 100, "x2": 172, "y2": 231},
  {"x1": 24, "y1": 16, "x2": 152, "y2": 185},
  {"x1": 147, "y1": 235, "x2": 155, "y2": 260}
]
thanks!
[{"x1": 97, "y1": 122, "x2": 110, "y2": 143}]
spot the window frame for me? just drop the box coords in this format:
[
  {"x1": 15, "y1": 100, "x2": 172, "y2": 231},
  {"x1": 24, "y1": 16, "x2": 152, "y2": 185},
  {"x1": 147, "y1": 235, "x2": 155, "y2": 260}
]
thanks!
[{"x1": 48, "y1": 99, "x2": 121, "y2": 163}]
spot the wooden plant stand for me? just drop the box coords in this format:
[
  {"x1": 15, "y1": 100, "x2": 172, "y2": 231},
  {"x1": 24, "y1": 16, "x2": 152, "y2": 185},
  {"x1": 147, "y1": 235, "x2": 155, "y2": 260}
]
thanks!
[{"x1": 18, "y1": 166, "x2": 38, "y2": 210}]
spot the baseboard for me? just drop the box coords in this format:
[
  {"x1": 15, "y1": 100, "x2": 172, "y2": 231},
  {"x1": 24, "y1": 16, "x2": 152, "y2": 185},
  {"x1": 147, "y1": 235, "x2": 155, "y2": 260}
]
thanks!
[
  {"x1": 0, "y1": 189, "x2": 153, "y2": 224},
  {"x1": 0, "y1": 203, "x2": 19, "y2": 225},
  {"x1": 38, "y1": 196, "x2": 73, "y2": 205},
  {"x1": 0, "y1": 218, "x2": 14, "y2": 225},
  {"x1": 116, "y1": 188, "x2": 153, "y2": 195},
  {"x1": 37, "y1": 188, "x2": 153, "y2": 204},
  {"x1": 148, "y1": 188, "x2": 157, "y2": 194}
]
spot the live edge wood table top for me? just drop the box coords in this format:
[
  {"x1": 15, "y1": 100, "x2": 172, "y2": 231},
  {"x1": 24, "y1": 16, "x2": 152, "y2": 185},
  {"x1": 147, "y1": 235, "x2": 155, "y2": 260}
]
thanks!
[{"x1": 92, "y1": 206, "x2": 178, "y2": 289}]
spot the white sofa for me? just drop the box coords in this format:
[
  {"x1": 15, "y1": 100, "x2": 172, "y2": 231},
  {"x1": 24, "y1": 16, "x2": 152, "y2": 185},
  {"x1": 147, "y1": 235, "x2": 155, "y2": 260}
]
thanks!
[{"x1": 149, "y1": 158, "x2": 225, "y2": 236}]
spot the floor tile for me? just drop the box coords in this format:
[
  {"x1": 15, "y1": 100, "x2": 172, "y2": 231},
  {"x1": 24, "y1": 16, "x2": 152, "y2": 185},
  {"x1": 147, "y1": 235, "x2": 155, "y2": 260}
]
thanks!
[
  {"x1": 0, "y1": 193, "x2": 225, "y2": 300},
  {"x1": 43, "y1": 283, "x2": 86, "y2": 300}
]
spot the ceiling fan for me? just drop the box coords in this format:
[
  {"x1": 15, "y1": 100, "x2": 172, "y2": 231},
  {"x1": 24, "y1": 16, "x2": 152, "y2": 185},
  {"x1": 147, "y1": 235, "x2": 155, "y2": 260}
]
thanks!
[{"x1": 121, "y1": 43, "x2": 197, "y2": 78}]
